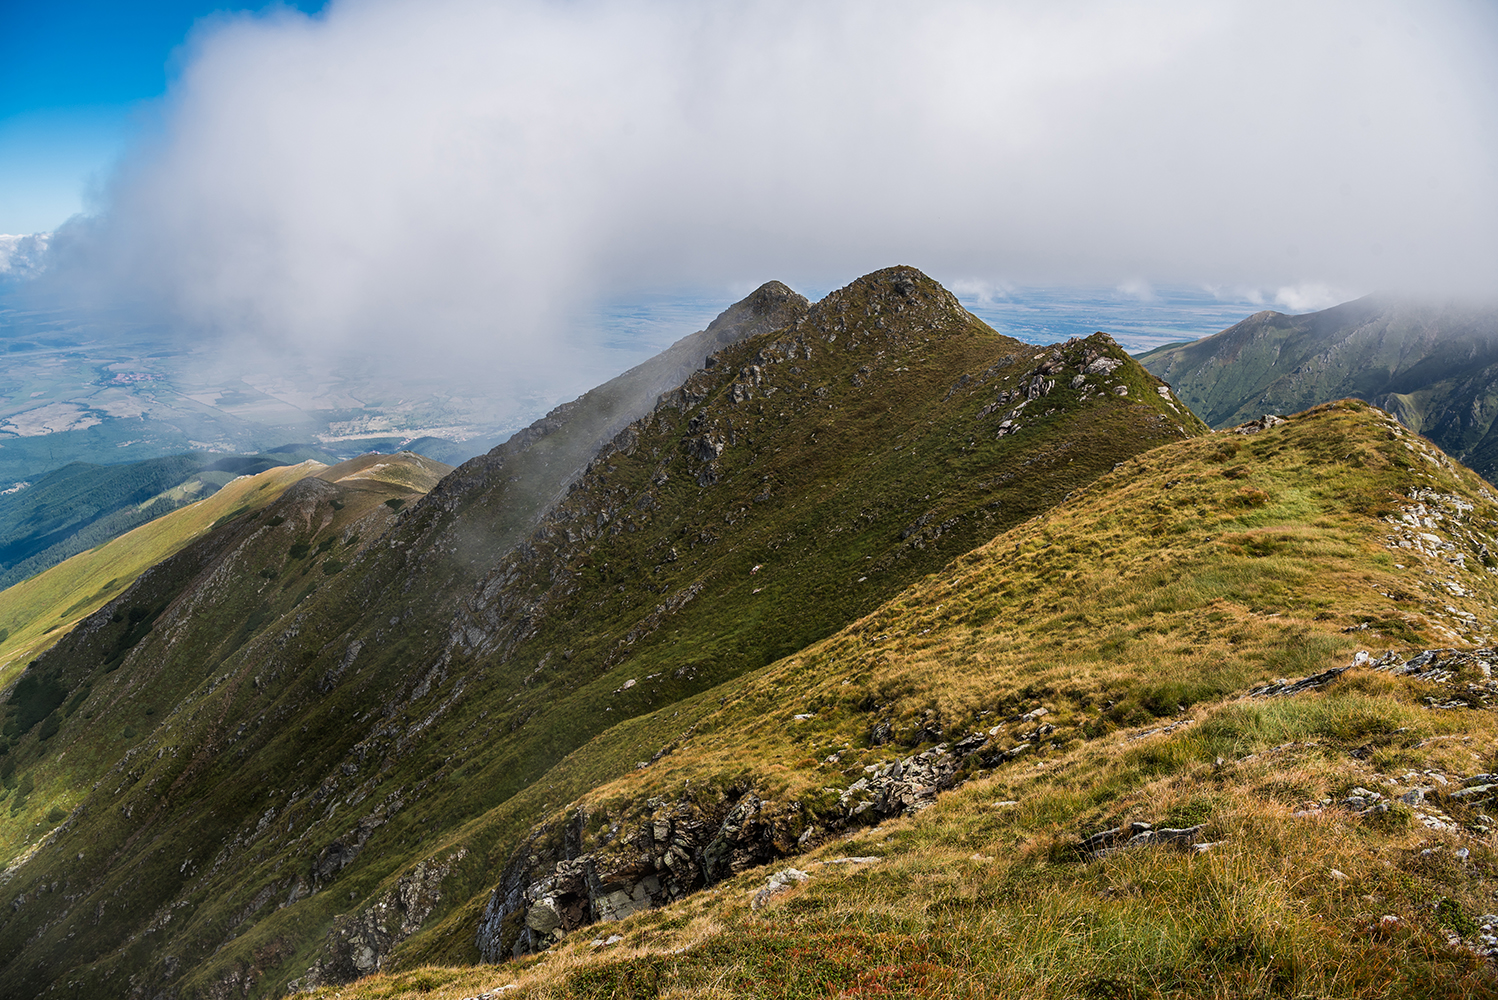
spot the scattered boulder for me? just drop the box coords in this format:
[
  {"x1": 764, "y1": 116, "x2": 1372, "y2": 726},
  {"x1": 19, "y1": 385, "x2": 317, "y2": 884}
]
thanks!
[
  {"x1": 1451, "y1": 781, "x2": 1498, "y2": 808},
  {"x1": 1077, "y1": 822, "x2": 1210, "y2": 858},
  {"x1": 1341, "y1": 787, "x2": 1390, "y2": 816},
  {"x1": 1234, "y1": 414, "x2": 1287, "y2": 434},
  {"x1": 460, "y1": 987, "x2": 518, "y2": 1000},
  {"x1": 1479, "y1": 916, "x2": 1498, "y2": 957},
  {"x1": 1249, "y1": 664, "x2": 1351, "y2": 697},
  {"x1": 751, "y1": 867, "x2": 810, "y2": 910}
]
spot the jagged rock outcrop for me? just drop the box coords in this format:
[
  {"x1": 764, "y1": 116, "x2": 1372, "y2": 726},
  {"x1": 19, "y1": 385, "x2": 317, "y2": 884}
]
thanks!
[
  {"x1": 475, "y1": 790, "x2": 805, "y2": 960},
  {"x1": 476, "y1": 725, "x2": 1054, "y2": 959},
  {"x1": 291, "y1": 850, "x2": 466, "y2": 991}
]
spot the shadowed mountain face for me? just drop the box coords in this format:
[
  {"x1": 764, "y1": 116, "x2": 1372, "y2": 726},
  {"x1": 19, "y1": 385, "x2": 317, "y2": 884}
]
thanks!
[
  {"x1": 1137, "y1": 296, "x2": 1498, "y2": 482},
  {"x1": 0, "y1": 267, "x2": 1200, "y2": 997}
]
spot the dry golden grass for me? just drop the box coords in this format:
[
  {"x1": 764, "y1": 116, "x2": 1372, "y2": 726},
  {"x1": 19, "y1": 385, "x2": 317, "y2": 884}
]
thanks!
[
  {"x1": 313, "y1": 403, "x2": 1498, "y2": 997},
  {"x1": 314, "y1": 700, "x2": 1498, "y2": 998}
]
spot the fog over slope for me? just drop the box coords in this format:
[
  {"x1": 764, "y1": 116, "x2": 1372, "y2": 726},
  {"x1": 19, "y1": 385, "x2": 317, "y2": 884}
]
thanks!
[
  {"x1": 15, "y1": 0, "x2": 1495, "y2": 397},
  {"x1": 1138, "y1": 295, "x2": 1498, "y2": 484}
]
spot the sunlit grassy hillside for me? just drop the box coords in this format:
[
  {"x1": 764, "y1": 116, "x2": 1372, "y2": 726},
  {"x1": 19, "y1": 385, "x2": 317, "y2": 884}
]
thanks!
[
  {"x1": 0, "y1": 451, "x2": 451, "y2": 862},
  {"x1": 0, "y1": 451, "x2": 455, "y2": 692},
  {"x1": 315, "y1": 400, "x2": 1498, "y2": 999},
  {"x1": 0, "y1": 461, "x2": 324, "y2": 688}
]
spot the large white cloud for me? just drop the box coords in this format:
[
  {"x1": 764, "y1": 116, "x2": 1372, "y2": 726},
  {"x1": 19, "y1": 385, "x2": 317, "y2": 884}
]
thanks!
[{"x1": 37, "y1": 0, "x2": 1498, "y2": 375}]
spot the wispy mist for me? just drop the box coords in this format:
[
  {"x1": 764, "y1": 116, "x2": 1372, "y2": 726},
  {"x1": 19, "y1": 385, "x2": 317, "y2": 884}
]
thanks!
[{"x1": 29, "y1": 0, "x2": 1498, "y2": 380}]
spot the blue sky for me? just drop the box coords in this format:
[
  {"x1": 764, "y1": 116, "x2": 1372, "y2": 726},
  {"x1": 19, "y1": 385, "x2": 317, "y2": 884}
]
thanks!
[{"x1": 0, "y1": 1, "x2": 324, "y2": 234}]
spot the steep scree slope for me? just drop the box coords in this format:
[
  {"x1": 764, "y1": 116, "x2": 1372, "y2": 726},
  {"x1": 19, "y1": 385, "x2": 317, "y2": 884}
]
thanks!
[
  {"x1": 1138, "y1": 296, "x2": 1498, "y2": 483},
  {"x1": 0, "y1": 268, "x2": 1197, "y2": 998}
]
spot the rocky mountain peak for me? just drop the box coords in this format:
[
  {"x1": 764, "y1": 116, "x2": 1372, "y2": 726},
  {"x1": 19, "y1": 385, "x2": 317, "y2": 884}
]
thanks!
[
  {"x1": 803, "y1": 265, "x2": 971, "y2": 344},
  {"x1": 702, "y1": 280, "x2": 808, "y2": 347}
]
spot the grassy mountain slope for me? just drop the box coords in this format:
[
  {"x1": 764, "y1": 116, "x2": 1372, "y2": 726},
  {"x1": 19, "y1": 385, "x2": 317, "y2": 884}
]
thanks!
[
  {"x1": 1137, "y1": 297, "x2": 1498, "y2": 484},
  {"x1": 0, "y1": 448, "x2": 448, "y2": 720},
  {"x1": 311, "y1": 400, "x2": 1498, "y2": 1000},
  {"x1": 0, "y1": 451, "x2": 449, "y2": 846},
  {"x1": 0, "y1": 453, "x2": 453, "y2": 689},
  {"x1": 0, "y1": 461, "x2": 322, "y2": 688},
  {"x1": 0, "y1": 268, "x2": 1200, "y2": 998},
  {"x1": 0, "y1": 447, "x2": 354, "y2": 592}
]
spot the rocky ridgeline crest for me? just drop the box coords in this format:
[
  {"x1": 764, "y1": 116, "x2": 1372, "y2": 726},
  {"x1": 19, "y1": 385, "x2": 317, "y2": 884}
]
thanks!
[
  {"x1": 968, "y1": 337, "x2": 1178, "y2": 440},
  {"x1": 477, "y1": 701, "x2": 1083, "y2": 958},
  {"x1": 449, "y1": 303, "x2": 1188, "y2": 668},
  {"x1": 483, "y1": 640, "x2": 1498, "y2": 960},
  {"x1": 418, "y1": 280, "x2": 808, "y2": 532},
  {"x1": 447, "y1": 267, "x2": 1014, "y2": 661},
  {"x1": 0, "y1": 267, "x2": 1202, "y2": 998}
]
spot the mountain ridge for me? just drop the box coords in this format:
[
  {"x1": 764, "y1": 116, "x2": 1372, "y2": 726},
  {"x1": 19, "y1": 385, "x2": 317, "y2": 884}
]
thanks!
[
  {"x1": 6, "y1": 269, "x2": 1498, "y2": 997},
  {"x1": 0, "y1": 267, "x2": 1201, "y2": 997},
  {"x1": 1138, "y1": 295, "x2": 1498, "y2": 482},
  {"x1": 316, "y1": 398, "x2": 1498, "y2": 1000},
  {"x1": 0, "y1": 446, "x2": 356, "y2": 593}
]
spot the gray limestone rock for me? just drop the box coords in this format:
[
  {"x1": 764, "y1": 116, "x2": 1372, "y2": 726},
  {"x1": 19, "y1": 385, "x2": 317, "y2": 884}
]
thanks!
[
  {"x1": 1078, "y1": 822, "x2": 1206, "y2": 858},
  {"x1": 291, "y1": 851, "x2": 464, "y2": 992},
  {"x1": 1234, "y1": 414, "x2": 1287, "y2": 435}
]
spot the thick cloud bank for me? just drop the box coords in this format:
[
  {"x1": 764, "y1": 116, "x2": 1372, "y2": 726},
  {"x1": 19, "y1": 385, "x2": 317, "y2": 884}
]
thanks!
[{"x1": 36, "y1": 0, "x2": 1498, "y2": 371}]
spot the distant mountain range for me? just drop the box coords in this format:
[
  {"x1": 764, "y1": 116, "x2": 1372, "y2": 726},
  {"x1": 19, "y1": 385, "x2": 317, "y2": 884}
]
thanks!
[{"x1": 1138, "y1": 296, "x2": 1498, "y2": 481}]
